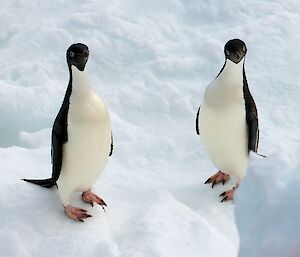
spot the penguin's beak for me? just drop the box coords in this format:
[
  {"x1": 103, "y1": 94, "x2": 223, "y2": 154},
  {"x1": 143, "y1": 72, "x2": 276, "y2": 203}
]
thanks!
[
  {"x1": 77, "y1": 50, "x2": 89, "y2": 59},
  {"x1": 73, "y1": 51, "x2": 89, "y2": 71},
  {"x1": 78, "y1": 51, "x2": 89, "y2": 58},
  {"x1": 236, "y1": 51, "x2": 241, "y2": 61},
  {"x1": 228, "y1": 50, "x2": 244, "y2": 64}
]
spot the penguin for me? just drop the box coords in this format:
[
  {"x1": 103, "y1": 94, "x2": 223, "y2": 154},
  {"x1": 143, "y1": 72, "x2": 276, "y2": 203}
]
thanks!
[
  {"x1": 196, "y1": 39, "x2": 259, "y2": 202},
  {"x1": 23, "y1": 43, "x2": 113, "y2": 221}
]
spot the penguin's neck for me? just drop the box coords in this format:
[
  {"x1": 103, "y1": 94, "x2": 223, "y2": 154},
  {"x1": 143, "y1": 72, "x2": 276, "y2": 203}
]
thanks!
[
  {"x1": 70, "y1": 65, "x2": 92, "y2": 95},
  {"x1": 204, "y1": 59, "x2": 245, "y2": 107},
  {"x1": 217, "y1": 59, "x2": 244, "y2": 87}
]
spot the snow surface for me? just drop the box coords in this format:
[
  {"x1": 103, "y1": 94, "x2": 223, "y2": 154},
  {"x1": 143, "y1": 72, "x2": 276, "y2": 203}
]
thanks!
[
  {"x1": 1, "y1": 0, "x2": 300, "y2": 257},
  {"x1": 236, "y1": 152, "x2": 300, "y2": 257}
]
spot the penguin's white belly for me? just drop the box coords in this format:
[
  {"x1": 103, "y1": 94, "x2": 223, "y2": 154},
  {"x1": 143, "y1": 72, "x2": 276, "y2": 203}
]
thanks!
[
  {"x1": 199, "y1": 102, "x2": 248, "y2": 181},
  {"x1": 58, "y1": 91, "x2": 111, "y2": 192}
]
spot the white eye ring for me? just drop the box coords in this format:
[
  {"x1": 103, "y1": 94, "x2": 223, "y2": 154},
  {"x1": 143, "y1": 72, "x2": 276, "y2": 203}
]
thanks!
[
  {"x1": 225, "y1": 50, "x2": 230, "y2": 56},
  {"x1": 70, "y1": 51, "x2": 75, "y2": 57},
  {"x1": 243, "y1": 46, "x2": 246, "y2": 52}
]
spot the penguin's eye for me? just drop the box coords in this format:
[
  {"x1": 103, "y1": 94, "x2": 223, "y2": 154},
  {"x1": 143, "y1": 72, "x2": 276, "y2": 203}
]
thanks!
[
  {"x1": 225, "y1": 50, "x2": 230, "y2": 56},
  {"x1": 83, "y1": 49, "x2": 89, "y2": 57},
  {"x1": 70, "y1": 51, "x2": 75, "y2": 58},
  {"x1": 243, "y1": 46, "x2": 246, "y2": 52}
]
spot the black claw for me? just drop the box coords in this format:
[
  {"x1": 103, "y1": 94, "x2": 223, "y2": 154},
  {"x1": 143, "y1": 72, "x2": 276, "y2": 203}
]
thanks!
[
  {"x1": 222, "y1": 179, "x2": 225, "y2": 185},
  {"x1": 98, "y1": 200, "x2": 107, "y2": 207},
  {"x1": 98, "y1": 204, "x2": 106, "y2": 212},
  {"x1": 77, "y1": 218, "x2": 84, "y2": 222},
  {"x1": 80, "y1": 209, "x2": 87, "y2": 212},
  {"x1": 212, "y1": 182, "x2": 216, "y2": 188},
  {"x1": 204, "y1": 178, "x2": 211, "y2": 184},
  {"x1": 221, "y1": 196, "x2": 228, "y2": 203},
  {"x1": 219, "y1": 192, "x2": 226, "y2": 197},
  {"x1": 85, "y1": 214, "x2": 92, "y2": 218},
  {"x1": 90, "y1": 201, "x2": 94, "y2": 207}
]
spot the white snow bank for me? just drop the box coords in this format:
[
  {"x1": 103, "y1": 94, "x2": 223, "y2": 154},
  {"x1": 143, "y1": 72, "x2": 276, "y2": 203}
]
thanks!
[{"x1": 236, "y1": 152, "x2": 300, "y2": 257}]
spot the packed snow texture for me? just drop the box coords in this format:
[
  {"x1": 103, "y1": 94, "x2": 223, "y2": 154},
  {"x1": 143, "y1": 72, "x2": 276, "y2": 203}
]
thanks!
[
  {"x1": 236, "y1": 152, "x2": 300, "y2": 257},
  {"x1": 0, "y1": 0, "x2": 299, "y2": 257}
]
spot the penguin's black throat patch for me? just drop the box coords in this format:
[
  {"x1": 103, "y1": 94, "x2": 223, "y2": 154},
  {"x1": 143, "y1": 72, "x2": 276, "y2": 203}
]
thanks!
[{"x1": 66, "y1": 43, "x2": 89, "y2": 71}]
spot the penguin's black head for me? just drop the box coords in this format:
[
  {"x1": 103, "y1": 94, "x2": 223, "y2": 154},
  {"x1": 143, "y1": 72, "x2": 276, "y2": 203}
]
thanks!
[
  {"x1": 66, "y1": 43, "x2": 89, "y2": 71},
  {"x1": 224, "y1": 39, "x2": 247, "y2": 64}
]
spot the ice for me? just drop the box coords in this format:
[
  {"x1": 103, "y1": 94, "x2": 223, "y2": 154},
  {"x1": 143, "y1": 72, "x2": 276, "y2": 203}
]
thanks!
[{"x1": 236, "y1": 152, "x2": 300, "y2": 257}]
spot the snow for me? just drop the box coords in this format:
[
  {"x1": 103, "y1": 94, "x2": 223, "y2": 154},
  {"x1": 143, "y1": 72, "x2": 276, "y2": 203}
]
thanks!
[
  {"x1": 236, "y1": 152, "x2": 300, "y2": 257},
  {"x1": 1, "y1": 0, "x2": 300, "y2": 256}
]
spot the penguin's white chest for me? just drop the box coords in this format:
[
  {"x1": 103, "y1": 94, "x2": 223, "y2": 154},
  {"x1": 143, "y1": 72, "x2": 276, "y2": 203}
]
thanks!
[
  {"x1": 58, "y1": 68, "x2": 111, "y2": 192},
  {"x1": 199, "y1": 61, "x2": 248, "y2": 181}
]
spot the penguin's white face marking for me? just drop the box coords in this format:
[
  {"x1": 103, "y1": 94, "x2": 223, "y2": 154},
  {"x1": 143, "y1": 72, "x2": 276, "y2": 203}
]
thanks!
[
  {"x1": 224, "y1": 38, "x2": 247, "y2": 64},
  {"x1": 66, "y1": 43, "x2": 89, "y2": 71}
]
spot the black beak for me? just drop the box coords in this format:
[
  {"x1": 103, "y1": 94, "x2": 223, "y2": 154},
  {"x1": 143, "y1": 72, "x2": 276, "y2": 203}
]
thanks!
[
  {"x1": 236, "y1": 51, "x2": 241, "y2": 61},
  {"x1": 228, "y1": 50, "x2": 243, "y2": 64},
  {"x1": 78, "y1": 50, "x2": 89, "y2": 58}
]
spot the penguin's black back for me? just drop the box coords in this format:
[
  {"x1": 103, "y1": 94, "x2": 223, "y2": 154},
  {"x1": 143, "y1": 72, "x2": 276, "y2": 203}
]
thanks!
[
  {"x1": 23, "y1": 73, "x2": 72, "y2": 188},
  {"x1": 50, "y1": 79, "x2": 72, "y2": 182},
  {"x1": 243, "y1": 67, "x2": 259, "y2": 152}
]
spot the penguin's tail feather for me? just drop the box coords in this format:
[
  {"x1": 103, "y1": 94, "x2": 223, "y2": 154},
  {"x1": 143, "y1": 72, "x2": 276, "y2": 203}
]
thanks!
[
  {"x1": 22, "y1": 178, "x2": 55, "y2": 188},
  {"x1": 257, "y1": 153, "x2": 267, "y2": 158}
]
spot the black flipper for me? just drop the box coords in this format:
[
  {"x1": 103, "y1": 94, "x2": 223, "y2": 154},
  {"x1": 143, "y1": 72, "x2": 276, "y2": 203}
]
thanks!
[
  {"x1": 23, "y1": 79, "x2": 72, "y2": 188},
  {"x1": 243, "y1": 67, "x2": 259, "y2": 153},
  {"x1": 109, "y1": 133, "x2": 113, "y2": 156},
  {"x1": 196, "y1": 107, "x2": 200, "y2": 135}
]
